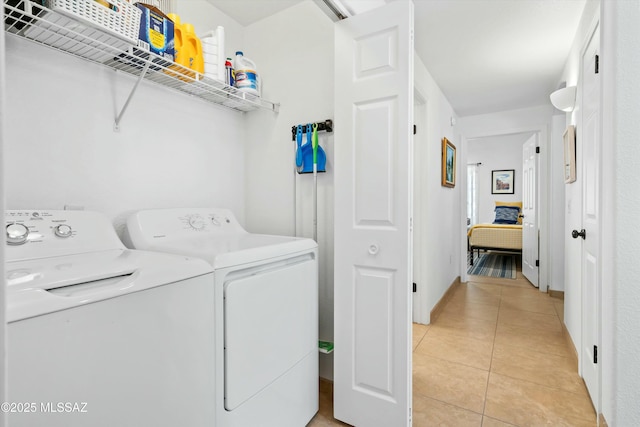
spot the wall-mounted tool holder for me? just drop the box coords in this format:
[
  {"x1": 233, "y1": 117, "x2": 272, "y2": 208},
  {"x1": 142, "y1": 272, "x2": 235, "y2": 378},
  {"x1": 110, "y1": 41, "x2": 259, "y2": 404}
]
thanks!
[
  {"x1": 292, "y1": 119, "x2": 333, "y2": 242},
  {"x1": 291, "y1": 119, "x2": 333, "y2": 141},
  {"x1": 293, "y1": 120, "x2": 332, "y2": 174}
]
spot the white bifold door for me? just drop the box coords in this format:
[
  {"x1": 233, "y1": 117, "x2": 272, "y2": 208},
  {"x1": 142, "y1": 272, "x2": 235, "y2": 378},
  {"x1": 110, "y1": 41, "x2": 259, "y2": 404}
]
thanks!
[{"x1": 333, "y1": 1, "x2": 414, "y2": 426}]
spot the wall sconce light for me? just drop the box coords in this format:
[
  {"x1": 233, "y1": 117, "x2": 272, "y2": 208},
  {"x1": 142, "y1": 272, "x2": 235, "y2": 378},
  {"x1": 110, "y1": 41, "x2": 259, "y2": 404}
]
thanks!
[{"x1": 550, "y1": 86, "x2": 577, "y2": 112}]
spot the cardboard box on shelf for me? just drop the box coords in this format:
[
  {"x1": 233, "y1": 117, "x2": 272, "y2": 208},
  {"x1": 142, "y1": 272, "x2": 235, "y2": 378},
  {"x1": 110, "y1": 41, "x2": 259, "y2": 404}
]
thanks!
[{"x1": 135, "y1": 3, "x2": 174, "y2": 61}]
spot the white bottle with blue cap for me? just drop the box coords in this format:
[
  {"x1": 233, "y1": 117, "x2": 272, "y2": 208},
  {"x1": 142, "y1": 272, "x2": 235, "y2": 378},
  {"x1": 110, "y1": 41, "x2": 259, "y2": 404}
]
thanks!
[{"x1": 233, "y1": 51, "x2": 260, "y2": 96}]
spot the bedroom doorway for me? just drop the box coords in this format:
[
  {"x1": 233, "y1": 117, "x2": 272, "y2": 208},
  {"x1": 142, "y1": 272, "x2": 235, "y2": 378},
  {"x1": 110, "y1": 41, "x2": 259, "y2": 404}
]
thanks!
[{"x1": 465, "y1": 131, "x2": 540, "y2": 287}]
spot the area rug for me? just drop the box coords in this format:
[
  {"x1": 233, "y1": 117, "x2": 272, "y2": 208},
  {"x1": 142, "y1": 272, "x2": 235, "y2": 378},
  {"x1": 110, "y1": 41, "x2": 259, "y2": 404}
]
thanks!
[{"x1": 467, "y1": 253, "x2": 517, "y2": 279}]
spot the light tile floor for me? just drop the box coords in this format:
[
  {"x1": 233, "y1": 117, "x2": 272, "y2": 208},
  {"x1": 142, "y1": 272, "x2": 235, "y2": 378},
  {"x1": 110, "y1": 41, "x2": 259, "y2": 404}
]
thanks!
[{"x1": 308, "y1": 269, "x2": 597, "y2": 426}]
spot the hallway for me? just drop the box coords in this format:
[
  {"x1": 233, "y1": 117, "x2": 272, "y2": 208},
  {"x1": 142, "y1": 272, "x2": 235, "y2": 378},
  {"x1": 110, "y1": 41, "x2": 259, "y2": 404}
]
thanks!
[{"x1": 310, "y1": 271, "x2": 597, "y2": 426}]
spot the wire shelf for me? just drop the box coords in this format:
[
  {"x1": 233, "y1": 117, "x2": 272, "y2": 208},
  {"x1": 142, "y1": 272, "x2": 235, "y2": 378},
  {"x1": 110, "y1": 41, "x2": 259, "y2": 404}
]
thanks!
[{"x1": 3, "y1": 0, "x2": 280, "y2": 115}]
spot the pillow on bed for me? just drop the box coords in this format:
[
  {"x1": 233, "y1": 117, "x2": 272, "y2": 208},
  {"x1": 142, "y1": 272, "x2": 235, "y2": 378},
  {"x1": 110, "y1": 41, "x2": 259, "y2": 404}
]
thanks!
[
  {"x1": 493, "y1": 206, "x2": 520, "y2": 224},
  {"x1": 495, "y1": 201, "x2": 523, "y2": 224}
]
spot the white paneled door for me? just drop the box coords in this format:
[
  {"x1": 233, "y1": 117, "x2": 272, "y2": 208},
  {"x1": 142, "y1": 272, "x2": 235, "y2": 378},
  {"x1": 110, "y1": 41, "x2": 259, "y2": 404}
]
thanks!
[
  {"x1": 580, "y1": 24, "x2": 601, "y2": 413},
  {"x1": 522, "y1": 135, "x2": 538, "y2": 287},
  {"x1": 333, "y1": 1, "x2": 414, "y2": 426}
]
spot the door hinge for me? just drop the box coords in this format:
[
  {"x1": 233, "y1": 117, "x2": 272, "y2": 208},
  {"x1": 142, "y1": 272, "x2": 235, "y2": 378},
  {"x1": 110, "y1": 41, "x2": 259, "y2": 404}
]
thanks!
[
  {"x1": 535, "y1": 146, "x2": 540, "y2": 154},
  {"x1": 594, "y1": 345, "x2": 598, "y2": 363},
  {"x1": 595, "y1": 54, "x2": 599, "y2": 74},
  {"x1": 412, "y1": 282, "x2": 417, "y2": 293},
  {"x1": 535, "y1": 260, "x2": 539, "y2": 267},
  {"x1": 413, "y1": 124, "x2": 417, "y2": 135}
]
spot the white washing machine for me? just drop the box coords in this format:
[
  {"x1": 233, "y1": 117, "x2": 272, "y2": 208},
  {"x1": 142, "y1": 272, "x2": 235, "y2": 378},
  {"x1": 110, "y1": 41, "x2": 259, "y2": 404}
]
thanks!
[
  {"x1": 125, "y1": 207, "x2": 319, "y2": 427},
  {"x1": 5, "y1": 210, "x2": 216, "y2": 427}
]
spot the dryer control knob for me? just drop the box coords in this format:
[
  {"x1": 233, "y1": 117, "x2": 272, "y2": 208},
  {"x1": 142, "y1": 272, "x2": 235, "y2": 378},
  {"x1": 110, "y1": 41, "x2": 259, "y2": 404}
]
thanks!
[
  {"x1": 54, "y1": 224, "x2": 73, "y2": 238},
  {"x1": 6, "y1": 223, "x2": 29, "y2": 245},
  {"x1": 188, "y1": 215, "x2": 206, "y2": 230}
]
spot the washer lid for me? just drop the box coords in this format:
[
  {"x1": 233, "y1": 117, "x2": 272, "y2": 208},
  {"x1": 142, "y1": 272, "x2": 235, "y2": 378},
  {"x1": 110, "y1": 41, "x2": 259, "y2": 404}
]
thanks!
[
  {"x1": 6, "y1": 249, "x2": 213, "y2": 322},
  {"x1": 144, "y1": 233, "x2": 317, "y2": 269}
]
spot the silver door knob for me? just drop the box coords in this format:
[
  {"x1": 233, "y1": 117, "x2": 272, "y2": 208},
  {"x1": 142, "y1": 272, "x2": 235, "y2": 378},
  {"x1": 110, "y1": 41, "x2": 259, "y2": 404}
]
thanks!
[{"x1": 368, "y1": 244, "x2": 379, "y2": 255}]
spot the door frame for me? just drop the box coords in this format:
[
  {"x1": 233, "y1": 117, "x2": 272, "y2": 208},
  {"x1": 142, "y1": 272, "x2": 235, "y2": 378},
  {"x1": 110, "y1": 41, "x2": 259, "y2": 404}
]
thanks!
[
  {"x1": 522, "y1": 134, "x2": 540, "y2": 287},
  {"x1": 461, "y1": 126, "x2": 549, "y2": 293},
  {"x1": 412, "y1": 88, "x2": 428, "y2": 324}
]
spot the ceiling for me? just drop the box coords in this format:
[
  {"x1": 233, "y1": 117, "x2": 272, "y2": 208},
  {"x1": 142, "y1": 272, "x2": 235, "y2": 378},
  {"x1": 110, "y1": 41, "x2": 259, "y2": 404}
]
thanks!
[{"x1": 207, "y1": 0, "x2": 587, "y2": 117}]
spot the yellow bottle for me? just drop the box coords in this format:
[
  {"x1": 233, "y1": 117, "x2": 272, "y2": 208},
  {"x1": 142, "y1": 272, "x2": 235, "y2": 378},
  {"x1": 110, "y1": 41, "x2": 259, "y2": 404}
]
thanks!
[
  {"x1": 165, "y1": 14, "x2": 203, "y2": 81},
  {"x1": 183, "y1": 23, "x2": 204, "y2": 75}
]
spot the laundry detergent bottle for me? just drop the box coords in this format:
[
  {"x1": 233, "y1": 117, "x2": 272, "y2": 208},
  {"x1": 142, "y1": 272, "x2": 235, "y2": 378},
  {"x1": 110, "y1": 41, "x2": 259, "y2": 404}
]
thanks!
[
  {"x1": 183, "y1": 23, "x2": 204, "y2": 75},
  {"x1": 233, "y1": 51, "x2": 260, "y2": 96},
  {"x1": 166, "y1": 14, "x2": 203, "y2": 79},
  {"x1": 167, "y1": 14, "x2": 185, "y2": 64}
]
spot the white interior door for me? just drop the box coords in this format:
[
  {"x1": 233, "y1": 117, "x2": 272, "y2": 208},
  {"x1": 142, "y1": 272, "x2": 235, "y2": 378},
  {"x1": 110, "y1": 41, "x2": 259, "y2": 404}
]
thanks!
[
  {"x1": 333, "y1": 1, "x2": 414, "y2": 426},
  {"x1": 522, "y1": 135, "x2": 539, "y2": 287},
  {"x1": 580, "y1": 24, "x2": 601, "y2": 412}
]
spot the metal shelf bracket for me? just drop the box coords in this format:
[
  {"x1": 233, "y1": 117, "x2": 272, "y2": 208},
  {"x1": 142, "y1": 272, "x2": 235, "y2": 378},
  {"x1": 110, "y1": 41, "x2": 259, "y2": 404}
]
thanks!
[{"x1": 113, "y1": 60, "x2": 151, "y2": 132}]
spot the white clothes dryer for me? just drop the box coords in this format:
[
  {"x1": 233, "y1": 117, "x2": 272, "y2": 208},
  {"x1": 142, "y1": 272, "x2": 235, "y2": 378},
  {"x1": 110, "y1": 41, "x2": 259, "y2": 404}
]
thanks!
[
  {"x1": 5, "y1": 210, "x2": 216, "y2": 427},
  {"x1": 125, "y1": 207, "x2": 319, "y2": 427}
]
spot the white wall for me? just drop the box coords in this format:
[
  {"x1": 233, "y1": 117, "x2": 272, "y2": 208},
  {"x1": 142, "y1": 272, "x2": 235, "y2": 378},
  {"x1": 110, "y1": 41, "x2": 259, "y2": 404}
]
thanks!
[
  {"x1": 603, "y1": 1, "x2": 640, "y2": 424},
  {"x1": 460, "y1": 106, "x2": 554, "y2": 291},
  {"x1": 413, "y1": 54, "x2": 460, "y2": 324},
  {"x1": 176, "y1": 0, "x2": 244, "y2": 53},
  {"x1": 467, "y1": 133, "x2": 528, "y2": 225},
  {"x1": 5, "y1": 37, "x2": 246, "y2": 233},
  {"x1": 549, "y1": 114, "x2": 566, "y2": 292},
  {"x1": 242, "y1": 0, "x2": 335, "y2": 379}
]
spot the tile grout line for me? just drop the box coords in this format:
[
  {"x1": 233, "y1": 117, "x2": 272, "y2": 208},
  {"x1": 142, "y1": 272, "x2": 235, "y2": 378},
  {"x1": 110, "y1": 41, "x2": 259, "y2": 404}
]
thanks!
[
  {"x1": 412, "y1": 391, "x2": 485, "y2": 418},
  {"x1": 487, "y1": 369, "x2": 594, "y2": 399},
  {"x1": 481, "y1": 278, "x2": 502, "y2": 419},
  {"x1": 412, "y1": 326, "x2": 428, "y2": 352}
]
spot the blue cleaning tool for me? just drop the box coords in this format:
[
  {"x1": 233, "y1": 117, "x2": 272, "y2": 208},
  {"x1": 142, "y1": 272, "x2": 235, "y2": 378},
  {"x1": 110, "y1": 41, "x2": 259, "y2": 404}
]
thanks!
[
  {"x1": 295, "y1": 125, "x2": 303, "y2": 171},
  {"x1": 299, "y1": 123, "x2": 327, "y2": 173}
]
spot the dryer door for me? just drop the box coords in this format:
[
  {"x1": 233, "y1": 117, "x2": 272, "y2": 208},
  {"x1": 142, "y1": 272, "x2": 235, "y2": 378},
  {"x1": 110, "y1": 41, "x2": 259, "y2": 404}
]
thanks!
[{"x1": 223, "y1": 254, "x2": 317, "y2": 411}]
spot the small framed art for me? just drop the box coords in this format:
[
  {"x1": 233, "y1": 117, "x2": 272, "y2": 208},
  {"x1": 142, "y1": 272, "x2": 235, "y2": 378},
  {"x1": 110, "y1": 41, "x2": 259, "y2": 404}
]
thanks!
[
  {"x1": 491, "y1": 169, "x2": 515, "y2": 194},
  {"x1": 441, "y1": 137, "x2": 456, "y2": 188}
]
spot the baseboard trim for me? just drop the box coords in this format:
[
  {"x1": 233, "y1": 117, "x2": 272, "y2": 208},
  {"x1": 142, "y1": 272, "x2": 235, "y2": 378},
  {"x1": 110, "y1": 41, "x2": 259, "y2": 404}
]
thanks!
[
  {"x1": 563, "y1": 324, "x2": 600, "y2": 419},
  {"x1": 430, "y1": 276, "x2": 460, "y2": 322},
  {"x1": 562, "y1": 321, "x2": 579, "y2": 369},
  {"x1": 549, "y1": 289, "x2": 565, "y2": 300},
  {"x1": 599, "y1": 413, "x2": 608, "y2": 427}
]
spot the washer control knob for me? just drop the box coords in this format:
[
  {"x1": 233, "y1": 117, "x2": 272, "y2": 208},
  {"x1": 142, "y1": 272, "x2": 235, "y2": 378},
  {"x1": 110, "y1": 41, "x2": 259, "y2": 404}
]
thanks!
[
  {"x1": 188, "y1": 215, "x2": 206, "y2": 230},
  {"x1": 54, "y1": 224, "x2": 73, "y2": 238},
  {"x1": 6, "y1": 223, "x2": 29, "y2": 245}
]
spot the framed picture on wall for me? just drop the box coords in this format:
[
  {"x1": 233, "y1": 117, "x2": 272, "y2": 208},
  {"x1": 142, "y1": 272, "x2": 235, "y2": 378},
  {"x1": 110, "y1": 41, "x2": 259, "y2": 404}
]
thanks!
[
  {"x1": 564, "y1": 125, "x2": 576, "y2": 183},
  {"x1": 491, "y1": 169, "x2": 515, "y2": 194},
  {"x1": 441, "y1": 137, "x2": 456, "y2": 188}
]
